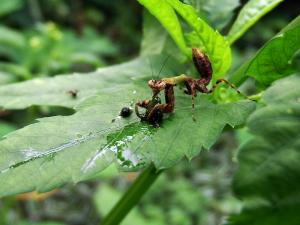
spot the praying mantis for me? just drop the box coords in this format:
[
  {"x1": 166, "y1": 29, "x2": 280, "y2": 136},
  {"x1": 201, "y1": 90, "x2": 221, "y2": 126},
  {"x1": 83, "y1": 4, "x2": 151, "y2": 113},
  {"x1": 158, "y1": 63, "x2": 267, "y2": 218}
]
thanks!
[{"x1": 135, "y1": 48, "x2": 244, "y2": 127}]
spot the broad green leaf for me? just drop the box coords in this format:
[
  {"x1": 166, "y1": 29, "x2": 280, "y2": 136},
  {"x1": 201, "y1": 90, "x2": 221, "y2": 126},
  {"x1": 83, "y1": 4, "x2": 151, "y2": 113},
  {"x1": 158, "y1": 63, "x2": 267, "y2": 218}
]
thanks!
[
  {"x1": 227, "y1": 0, "x2": 284, "y2": 44},
  {"x1": 0, "y1": 56, "x2": 255, "y2": 197},
  {"x1": 102, "y1": 94, "x2": 255, "y2": 169},
  {"x1": 137, "y1": 0, "x2": 188, "y2": 56},
  {"x1": 230, "y1": 15, "x2": 300, "y2": 87},
  {"x1": 226, "y1": 75, "x2": 300, "y2": 225},
  {"x1": 166, "y1": 0, "x2": 232, "y2": 78}
]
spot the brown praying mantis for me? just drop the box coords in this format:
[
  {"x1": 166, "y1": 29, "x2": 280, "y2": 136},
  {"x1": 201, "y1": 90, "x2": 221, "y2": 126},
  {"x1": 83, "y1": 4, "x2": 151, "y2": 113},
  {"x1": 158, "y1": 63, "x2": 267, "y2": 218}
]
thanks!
[{"x1": 135, "y1": 48, "x2": 245, "y2": 127}]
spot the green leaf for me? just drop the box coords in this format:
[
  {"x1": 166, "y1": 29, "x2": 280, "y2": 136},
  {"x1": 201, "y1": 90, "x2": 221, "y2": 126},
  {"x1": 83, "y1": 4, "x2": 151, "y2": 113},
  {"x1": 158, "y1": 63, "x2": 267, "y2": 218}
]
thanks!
[
  {"x1": 138, "y1": 0, "x2": 232, "y2": 78},
  {"x1": 0, "y1": 57, "x2": 255, "y2": 197},
  {"x1": 185, "y1": 0, "x2": 240, "y2": 30},
  {"x1": 226, "y1": 75, "x2": 300, "y2": 225},
  {"x1": 227, "y1": 0, "x2": 284, "y2": 44},
  {"x1": 0, "y1": 0, "x2": 23, "y2": 17},
  {"x1": 0, "y1": 26, "x2": 25, "y2": 61},
  {"x1": 140, "y1": 10, "x2": 168, "y2": 56},
  {"x1": 166, "y1": 0, "x2": 232, "y2": 78},
  {"x1": 230, "y1": 15, "x2": 300, "y2": 87},
  {"x1": 0, "y1": 56, "x2": 181, "y2": 109},
  {"x1": 137, "y1": 0, "x2": 188, "y2": 56},
  {"x1": 119, "y1": 96, "x2": 256, "y2": 169}
]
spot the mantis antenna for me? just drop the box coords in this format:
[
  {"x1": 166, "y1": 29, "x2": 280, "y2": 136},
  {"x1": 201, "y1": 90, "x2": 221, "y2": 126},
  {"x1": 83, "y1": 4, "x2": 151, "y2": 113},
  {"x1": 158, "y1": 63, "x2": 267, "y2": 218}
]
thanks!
[{"x1": 156, "y1": 55, "x2": 171, "y2": 79}]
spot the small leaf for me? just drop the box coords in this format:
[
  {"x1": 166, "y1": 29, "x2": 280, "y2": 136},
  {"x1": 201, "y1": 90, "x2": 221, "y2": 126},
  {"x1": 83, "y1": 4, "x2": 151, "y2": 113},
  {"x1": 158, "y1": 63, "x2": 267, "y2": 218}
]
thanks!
[
  {"x1": 226, "y1": 75, "x2": 300, "y2": 225},
  {"x1": 230, "y1": 15, "x2": 300, "y2": 87},
  {"x1": 227, "y1": 0, "x2": 284, "y2": 44}
]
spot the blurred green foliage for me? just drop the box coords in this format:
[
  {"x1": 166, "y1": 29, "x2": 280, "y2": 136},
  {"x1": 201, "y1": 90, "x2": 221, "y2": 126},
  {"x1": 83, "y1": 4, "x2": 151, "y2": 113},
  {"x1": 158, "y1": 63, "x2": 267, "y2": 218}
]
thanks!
[{"x1": 0, "y1": 23, "x2": 118, "y2": 80}]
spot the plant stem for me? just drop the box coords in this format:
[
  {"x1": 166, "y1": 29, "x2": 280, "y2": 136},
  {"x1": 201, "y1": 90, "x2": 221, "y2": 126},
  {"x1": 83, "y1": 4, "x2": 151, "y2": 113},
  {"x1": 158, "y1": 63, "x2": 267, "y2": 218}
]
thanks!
[{"x1": 101, "y1": 164, "x2": 162, "y2": 225}]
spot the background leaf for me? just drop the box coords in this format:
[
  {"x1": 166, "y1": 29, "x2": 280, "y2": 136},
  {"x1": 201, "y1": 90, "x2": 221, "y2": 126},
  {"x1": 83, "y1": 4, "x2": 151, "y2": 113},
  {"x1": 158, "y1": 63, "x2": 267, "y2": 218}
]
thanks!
[
  {"x1": 140, "y1": 10, "x2": 168, "y2": 56},
  {"x1": 227, "y1": 0, "x2": 284, "y2": 44},
  {"x1": 226, "y1": 74, "x2": 300, "y2": 225},
  {"x1": 166, "y1": 0, "x2": 232, "y2": 78},
  {"x1": 0, "y1": 55, "x2": 182, "y2": 109},
  {"x1": 230, "y1": 15, "x2": 300, "y2": 86},
  {"x1": 0, "y1": 0, "x2": 23, "y2": 17},
  {"x1": 137, "y1": 0, "x2": 188, "y2": 56},
  {"x1": 184, "y1": 0, "x2": 240, "y2": 31}
]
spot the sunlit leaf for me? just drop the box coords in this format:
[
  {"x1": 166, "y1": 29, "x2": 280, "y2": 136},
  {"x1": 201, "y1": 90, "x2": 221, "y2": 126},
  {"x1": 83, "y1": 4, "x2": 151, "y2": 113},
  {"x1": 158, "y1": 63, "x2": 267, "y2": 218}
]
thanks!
[
  {"x1": 227, "y1": 0, "x2": 283, "y2": 44},
  {"x1": 226, "y1": 75, "x2": 300, "y2": 225}
]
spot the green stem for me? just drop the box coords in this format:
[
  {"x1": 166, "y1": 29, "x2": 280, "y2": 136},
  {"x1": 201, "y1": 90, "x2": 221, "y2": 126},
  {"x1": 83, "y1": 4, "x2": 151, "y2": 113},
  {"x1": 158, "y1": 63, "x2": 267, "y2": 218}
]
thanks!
[{"x1": 101, "y1": 164, "x2": 162, "y2": 225}]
